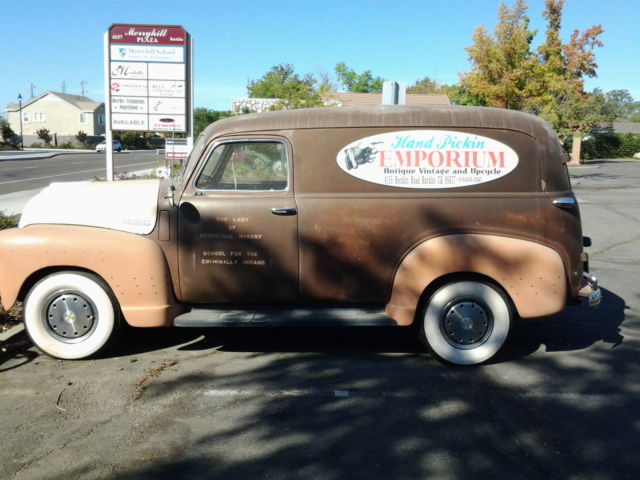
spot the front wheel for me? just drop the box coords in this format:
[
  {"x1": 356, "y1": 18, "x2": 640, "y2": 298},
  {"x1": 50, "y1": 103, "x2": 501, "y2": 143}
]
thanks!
[
  {"x1": 24, "y1": 272, "x2": 121, "y2": 360},
  {"x1": 419, "y1": 280, "x2": 512, "y2": 365}
]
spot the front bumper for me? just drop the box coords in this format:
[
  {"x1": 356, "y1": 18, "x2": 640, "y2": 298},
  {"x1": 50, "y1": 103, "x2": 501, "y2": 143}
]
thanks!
[{"x1": 577, "y1": 274, "x2": 602, "y2": 308}]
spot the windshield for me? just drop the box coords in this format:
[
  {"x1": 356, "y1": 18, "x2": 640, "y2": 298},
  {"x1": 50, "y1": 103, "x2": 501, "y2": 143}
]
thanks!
[{"x1": 174, "y1": 132, "x2": 207, "y2": 187}]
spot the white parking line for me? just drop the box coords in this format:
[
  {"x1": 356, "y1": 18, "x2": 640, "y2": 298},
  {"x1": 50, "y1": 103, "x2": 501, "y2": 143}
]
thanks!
[
  {"x1": 202, "y1": 389, "x2": 639, "y2": 401},
  {"x1": 0, "y1": 161, "x2": 157, "y2": 185}
]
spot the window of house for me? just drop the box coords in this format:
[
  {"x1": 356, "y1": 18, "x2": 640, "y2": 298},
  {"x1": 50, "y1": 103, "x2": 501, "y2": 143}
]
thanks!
[
  {"x1": 195, "y1": 141, "x2": 288, "y2": 191},
  {"x1": 33, "y1": 112, "x2": 45, "y2": 123},
  {"x1": 80, "y1": 113, "x2": 89, "y2": 124},
  {"x1": 98, "y1": 114, "x2": 105, "y2": 125},
  {"x1": 22, "y1": 112, "x2": 30, "y2": 123}
]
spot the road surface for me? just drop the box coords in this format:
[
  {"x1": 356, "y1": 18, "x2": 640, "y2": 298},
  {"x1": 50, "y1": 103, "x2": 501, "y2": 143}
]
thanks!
[{"x1": 0, "y1": 151, "x2": 163, "y2": 215}]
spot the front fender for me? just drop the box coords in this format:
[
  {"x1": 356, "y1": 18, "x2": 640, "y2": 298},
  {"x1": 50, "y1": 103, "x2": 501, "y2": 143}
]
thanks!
[
  {"x1": 385, "y1": 234, "x2": 567, "y2": 326},
  {"x1": 0, "y1": 225, "x2": 181, "y2": 327}
]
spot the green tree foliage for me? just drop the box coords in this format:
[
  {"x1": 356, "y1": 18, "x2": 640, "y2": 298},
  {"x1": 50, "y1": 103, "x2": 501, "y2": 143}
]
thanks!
[
  {"x1": 407, "y1": 76, "x2": 440, "y2": 94},
  {"x1": 460, "y1": 0, "x2": 544, "y2": 111},
  {"x1": 407, "y1": 78, "x2": 483, "y2": 106},
  {"x1": 36, "y1": 128, "x2": 52, "y2": 145},
  {"x1": 194, "y1": 108, "x2": 233, "y2": 137},
  {"x1": 601, "y1": 90, "x2": 640, "y2": 122},
  {"x1": 334, "y1": 62, "x2": 384, "y2": 93},
  {"x1": 115, "y1": 131, "x2": 153, "y2": 150},
  {"x1": 1, "y1": 119, "x2": 18, "y2": 147},
  {"x1": 247, "y1": 64, "x2": 324, "y2": 110},
  {"x1": 581, "y1": 133, "x2": 640, "y2": 160}
]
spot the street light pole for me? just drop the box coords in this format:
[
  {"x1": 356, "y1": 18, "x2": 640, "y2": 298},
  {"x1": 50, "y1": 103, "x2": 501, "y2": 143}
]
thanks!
[{"x1": 17, "y1": 94, "x2": 23, "y2": 151}]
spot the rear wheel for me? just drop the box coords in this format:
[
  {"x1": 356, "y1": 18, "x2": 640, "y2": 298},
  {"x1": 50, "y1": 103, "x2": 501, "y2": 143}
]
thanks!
[
  {"x1": 24, "y1": 272, "x2": 121, "y2": 360},
  {"x1": 419, "y1": 280, "x2": 512, "y2": 365}
]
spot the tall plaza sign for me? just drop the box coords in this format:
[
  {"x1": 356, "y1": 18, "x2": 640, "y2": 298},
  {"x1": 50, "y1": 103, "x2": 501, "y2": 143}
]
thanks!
[
  {"x1": 107, "y1": 25, "x2": 191, "y2": 133},
  {"x1": 103, "y1": 24, "x2": 192, "y2": 179}
]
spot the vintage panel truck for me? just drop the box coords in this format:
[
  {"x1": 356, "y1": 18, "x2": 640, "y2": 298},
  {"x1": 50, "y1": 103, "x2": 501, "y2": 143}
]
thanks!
[{"x1": 0, "y1": 106, "x2": 601, "y2": 365}]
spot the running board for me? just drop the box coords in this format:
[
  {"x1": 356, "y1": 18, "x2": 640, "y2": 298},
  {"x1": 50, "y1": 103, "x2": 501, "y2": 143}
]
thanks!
[{"x1": 173, "y1": 307, "x2": 396, "y2": 327}]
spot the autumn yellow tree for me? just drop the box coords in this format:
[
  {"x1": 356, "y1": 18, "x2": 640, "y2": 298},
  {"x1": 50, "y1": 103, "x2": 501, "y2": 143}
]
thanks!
[
  {"x1": 460, "y1": 0, "x2": 604, "y2": 164},
  {"x1": 537, "y1": 0, "x2": 604, "y2": 164},
  {"x1": 460, "y1": 0, "x2": 546, "y2": 111}
]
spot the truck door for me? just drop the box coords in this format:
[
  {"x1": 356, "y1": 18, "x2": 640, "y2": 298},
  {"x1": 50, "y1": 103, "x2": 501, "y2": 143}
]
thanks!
[{"x1": 177, "y1": 137, "x2": 299, "y2": 304}]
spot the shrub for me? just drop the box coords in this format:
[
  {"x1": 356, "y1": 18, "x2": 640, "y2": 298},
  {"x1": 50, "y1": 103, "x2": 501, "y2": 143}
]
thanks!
[
  {"x1": 1, "y1": 122, "x2": 18, "y2": 146},
  {"x1": 0, "y1": 211, "x2": 18, "y2": 230},
  {"x1": 76, "y1": 130, "x2": 88, "y2": 146},
  {"x1": 581, "y1": 133, "x2": 640, "y2": 160},
  {"x1": 36, "y1": 128, "x2": 52, "y2": 144}
]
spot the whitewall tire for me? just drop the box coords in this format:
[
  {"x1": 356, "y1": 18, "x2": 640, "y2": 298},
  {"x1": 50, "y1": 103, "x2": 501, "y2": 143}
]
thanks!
[
  {"x1": 24, "y1": 272, "x2": 120, "y2": 360},
  {"x1": 420, "y1": 281, "x2": 512, "y2": 365}
]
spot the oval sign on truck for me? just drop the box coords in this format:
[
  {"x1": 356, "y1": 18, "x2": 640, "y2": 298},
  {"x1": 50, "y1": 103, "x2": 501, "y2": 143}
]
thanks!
[{"x1": 336, "y1": 130, "x2": 519, "y2": 189}]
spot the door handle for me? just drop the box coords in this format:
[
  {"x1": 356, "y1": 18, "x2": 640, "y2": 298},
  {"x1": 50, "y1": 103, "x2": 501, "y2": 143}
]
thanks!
[
  {"x1": 553, "y1": 197, "x2": 576, "y2": 209},
  {"x1": 270, "y1": 207, "x2": 297, "y2": 216}
]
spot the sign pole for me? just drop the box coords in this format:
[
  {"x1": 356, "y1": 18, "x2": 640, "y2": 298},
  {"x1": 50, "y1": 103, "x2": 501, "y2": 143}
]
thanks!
[
  {"x1": 187, "y1": 36, "x2": 194, "y2": 151},
  {"x1": 103, "y1": 32, "x2": 114, "y2": 181}
]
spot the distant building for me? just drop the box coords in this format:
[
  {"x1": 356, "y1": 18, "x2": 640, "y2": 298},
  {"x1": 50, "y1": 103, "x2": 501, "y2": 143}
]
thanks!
[
  {"x1": 604, "y1": 122, "x2": 640, "y2": 135},
  {"x1": 5, "y1": 92, "x2": 105, "y2": 137},
  {"x1": 231, "y1": 93, "x2": 450, "y2": 114},
  {"x1": 323, "y1": 92, "x2": 450, "y2": 107}
]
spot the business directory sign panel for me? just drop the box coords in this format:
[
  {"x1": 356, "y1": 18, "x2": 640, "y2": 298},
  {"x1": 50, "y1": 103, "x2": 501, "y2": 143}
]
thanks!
[{"x1": 107, "y1": 25, "x2": 190, "y2": 133}]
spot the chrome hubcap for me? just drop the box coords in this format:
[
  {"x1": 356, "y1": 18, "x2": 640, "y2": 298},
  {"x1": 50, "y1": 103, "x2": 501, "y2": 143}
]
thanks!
[
  {"x1": 47, "y1": 293, "x2": 96, "y2": 340},
  {"x1": 442, "y1": 300, "x2": 491, "y2": 347}
]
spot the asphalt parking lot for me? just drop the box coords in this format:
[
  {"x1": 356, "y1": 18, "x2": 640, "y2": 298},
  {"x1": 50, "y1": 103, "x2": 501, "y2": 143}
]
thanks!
[{"x1": 0, "y1": 160, "x2": 638, "y2": 480}]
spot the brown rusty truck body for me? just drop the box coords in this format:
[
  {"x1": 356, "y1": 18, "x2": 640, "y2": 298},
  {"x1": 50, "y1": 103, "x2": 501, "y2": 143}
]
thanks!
[{"x1": 0, "y1": 106, "x2": 601, "y2": 365}]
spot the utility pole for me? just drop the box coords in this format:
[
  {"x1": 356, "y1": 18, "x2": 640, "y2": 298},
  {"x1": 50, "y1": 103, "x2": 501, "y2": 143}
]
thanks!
[
  {"x1": 30, "y1": 83, "x2": 35, "y2": 99},
  {"x1": 81, "y1": 81, "x2": 88, "y2": 96}
]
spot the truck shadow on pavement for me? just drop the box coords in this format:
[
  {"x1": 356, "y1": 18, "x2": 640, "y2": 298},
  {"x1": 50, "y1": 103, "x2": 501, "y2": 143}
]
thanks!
[
  {"x1": 37, "y1": 289, "x2": 637, "y2": 480},
  {"x1": 1, "y1": 287, "x2": 626, "y2": 370},
  {"x1": 113, "y1": 287, "x2": 625, "y2": 363}
]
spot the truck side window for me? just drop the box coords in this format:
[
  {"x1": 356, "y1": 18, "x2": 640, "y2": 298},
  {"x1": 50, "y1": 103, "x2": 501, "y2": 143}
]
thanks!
[{"x1": 195, "y1": 141, "x2": 288, "y2": 191}]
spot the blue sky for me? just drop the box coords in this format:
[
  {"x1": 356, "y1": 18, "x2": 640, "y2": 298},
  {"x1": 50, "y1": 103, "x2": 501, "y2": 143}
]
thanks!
[{"x1": 1, "y1": 0, "x2": 638, "y2": 114}]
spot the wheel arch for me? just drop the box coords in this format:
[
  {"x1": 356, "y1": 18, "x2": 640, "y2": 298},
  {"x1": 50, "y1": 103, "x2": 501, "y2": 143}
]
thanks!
[
  {"x1": 412, "y1": 271, "x2": 517, "y2": 328},
  {"x1": 16, "y1": 265, "x2": 103, "y2": 307},
  {"x1": 0, "y1": 225, "x2": 182, "y2": 327},
  {"x1": 385, "y1": 234, "x2": 567, "y2": 326}
]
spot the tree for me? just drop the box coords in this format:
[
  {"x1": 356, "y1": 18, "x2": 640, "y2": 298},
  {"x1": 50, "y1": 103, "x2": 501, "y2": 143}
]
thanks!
[
  {"x1": 334, "y1": 62, "x2": 384, "y2": 93},
  {"x1": 36, "y1": 128, "x2": 52, "y2": 145},
  {"x1": 537, "y1": 0, "x2": 604, "y2": 164},
  {"x1": 1, "y1": 120, "x2": 18, "y2": 147},
  {"x1": 460, "y1": 0, "x2": 604, "y2": 164},
  {"x1": 247, "y1": 64, "x2": 324, "y2": 110},
  {"x1": 407, "y1": 76, "x2": 441, "y2": 94},
  {"x1": 76, "y1": 130, "x2": 88, "y2": 147},
  {"x1": 601, "y1": 89, "x2": 640, "y2": 122},
  {"x1": 194, "y1": 108, "x2": 233, "y2": 137},
  {"x1": 407, "y1": 77, "x2": 483, "y2": 106},
  {"x1": 460, "y1": 0, "x2": 545, "y2": 111}
]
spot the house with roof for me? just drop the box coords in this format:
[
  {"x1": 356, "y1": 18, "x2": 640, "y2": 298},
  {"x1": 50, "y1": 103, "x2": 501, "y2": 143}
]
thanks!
[
  {"x1": 231, "y1": 92, "x2": 450, "y2": 113},
  {"x1": 5, "y1": 92, "x2": 105, "y2": 144}
]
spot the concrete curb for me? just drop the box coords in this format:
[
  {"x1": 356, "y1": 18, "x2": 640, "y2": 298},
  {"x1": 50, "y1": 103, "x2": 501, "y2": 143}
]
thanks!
[
  {"x1": 0, "y1": 151, "x2": 85, "y2": 161},
  {"x1": 0, "y1": 323, "x2": 24, "y2": 342},
  {"x1": 0, "y1": 149, "x2": 154, "y2": 162}
]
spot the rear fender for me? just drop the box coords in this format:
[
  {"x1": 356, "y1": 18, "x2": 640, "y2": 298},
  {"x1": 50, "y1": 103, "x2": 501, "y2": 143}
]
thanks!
[{"x1": 385, "y1": 234, "x2": 566, "y2": 325}]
